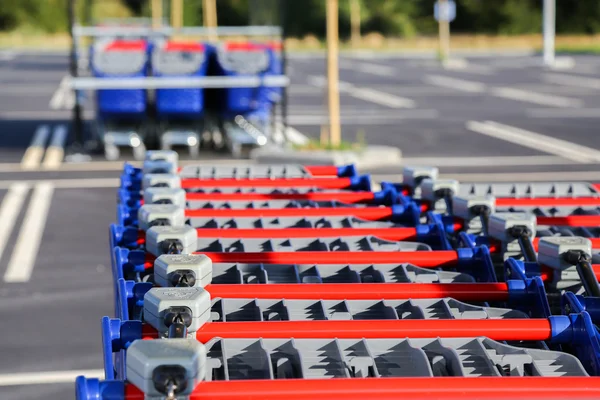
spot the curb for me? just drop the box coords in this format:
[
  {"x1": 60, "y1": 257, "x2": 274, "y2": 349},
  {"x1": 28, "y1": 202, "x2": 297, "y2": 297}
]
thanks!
[{"x1": 250, "y1": 145, "x2": 402, "y2": 169}]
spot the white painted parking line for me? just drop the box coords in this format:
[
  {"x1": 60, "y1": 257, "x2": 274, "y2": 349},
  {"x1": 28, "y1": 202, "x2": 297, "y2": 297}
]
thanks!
[
  {"x1": 527, "y1": 108, "x2": 600, "y2": 118},
  {"x1": 0, "y1": 184, "x2": 30, "y2": 268},
  {"x1": 340, "y1": 61, "x2": 396, "y2": 77},
  {"x1": 4, "y1": 182, "x2": 54, "y2": 283},
  {"x1": 0, "y1": 369, "x2": 104, "y2": 386},
  {"x1": 423, "y1": 75, "x2": 485, "y2": 93},
  {"x1": 0, "y1": 51, "x2": 16, "y2": 62},
  {"x1": 544, "y1": 73, "x2": 600, "y2": 90},
  {"x1": 490, "y1": 86, "x2": 583, "y2": 108},
  {"x1": 42, "y1": 125, "x2": 68, "y2": 170},
  {"x1": 424, "y1": 74, "x2": 583, "y2": 107},
  {"x1": 20, "y1": 125, "x2": 50, "y2": 170},
  {"x1": 48, "y1": 75, "x2": 70, "y2": 110},
  {"x1": 401, "y1": 155, "x2": 575, "y2": 167},
  {"x1": 466, "y1": 120, "x2": 600, "y2": 163},
  {"x1": 307, "y1": 75, "x2": 416, "y2": 108},
  {"x1": 285, "y1": 110, "x2": 438, "y2": 125}
]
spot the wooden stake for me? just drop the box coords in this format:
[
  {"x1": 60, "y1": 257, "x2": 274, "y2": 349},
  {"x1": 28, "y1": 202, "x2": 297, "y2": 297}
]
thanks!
[{"x1": 326, "y1": 0, "x2": 341, "y2": 147}]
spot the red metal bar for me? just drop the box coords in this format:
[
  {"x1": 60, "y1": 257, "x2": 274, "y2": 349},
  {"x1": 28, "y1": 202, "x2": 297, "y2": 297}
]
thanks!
[
  {"x1": 304, "y1": 165, "x2": 340, "y2": 176},
  {"x1": 185, "y1": 207, "x2": 394, "y2": 219},
  {"x1": 181, "y1": 177, "x2": 356, "y2": 189},
  {"x1": 124, "y1": 377, "x2": 600, "y2": 400},
  {"x1": 205, "y1": 282, "x2": 510, "y2": 302},
  {"x1": 186, "y1": 191, "x2": 377, "y2": 203},
  {"x1": 190, "y1": 319, "x2": 552, "y2": 342},
  {"x1": 593, "y1": 183, "x2": 600, "y2": 192},
  {"x1": 194, "y1": 227, "x2": 419, "y2": 241},
  {"x1": 194, "y1": 251, "x2": 460, "y2": 267},
  {"x1": 497, "y1": 197, "x2": 600, "y2": 207},
  {"x1": 536, "y1": 215, "x2": 600, "y2": 227}
]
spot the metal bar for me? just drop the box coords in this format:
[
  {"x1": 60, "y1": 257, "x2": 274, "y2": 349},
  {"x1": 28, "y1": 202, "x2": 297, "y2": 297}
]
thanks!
[
  {"x1": 193, "y1": 227, "x2": 419, "y2": 240},
  {"x1": 70, "y1": 76, "x2": 290, "y2": 90},
  {"x1": 181, "y1": 177, "x2": 355, "y2": 189},
  {"x1": 543, "y1": 0, "x2": 556, "y2": 66},
  {"x1": 304, "y1": 165, "x2": 339, "y2": 176},
  {"x1": 72, "y1": 25, "x2": 282, "y2": 38},
  {"x1": 184, "y1": 207, "x2": 394, "y2": 219},
  {"x1": 184, "y1": 191, "x2": 377, "y2": 203},
  {"x1": 496, "y1": 197, "x2": 600, "y2": 207},
  {"x1": 193, "y1": 251, "x2": 460, "y2": 267},
  {"x1": 205, "y1": 282, "x2": 510, "y2": 302},
  {"x1": 189, "y1": 319, "x2": 552, "y2": 342},
  {"x1": 326, "y1": 0, "x2": 341, "y2": 147},
  {"x1": 123, "y1": 377, "x2": 600, "y2": 400},
  {"x1": 537, "y1": 215, "x2": 600, "y2": 227}
]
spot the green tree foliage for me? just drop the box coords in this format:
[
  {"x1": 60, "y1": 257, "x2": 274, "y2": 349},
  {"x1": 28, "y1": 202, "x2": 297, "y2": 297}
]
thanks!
[{"x1": 1, "y1": 0, "x2": 600, "y2": 37}]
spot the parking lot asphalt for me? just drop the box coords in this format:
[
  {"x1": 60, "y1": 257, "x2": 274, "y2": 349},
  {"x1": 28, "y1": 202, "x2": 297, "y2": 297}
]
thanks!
[{"x1": 2, "y1": 49, "x2": 600, "y2": 399}]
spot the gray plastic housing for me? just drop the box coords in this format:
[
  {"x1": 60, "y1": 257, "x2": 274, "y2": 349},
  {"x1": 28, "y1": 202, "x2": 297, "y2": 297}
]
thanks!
[
  {"x1": 195, "y1": 237, "x2": 432, "y2": 253},
  {"x1": 538, "y1": 236, "x2": 592, "y2": 271},
  {"x1": 138, "y1": 204, "x2": 186, "y2": 231},
  {"x1": 190, "y1": 216, "x2": 398, "y2": 229},
  {"x1": 146, "y1": 226, "x2": 198, "y2": 256},
  {"x1": 143, "y1": 160, "x2": 177, "y2": 175},
  {"x1": 458, "y1": 182, "x2": 598, "y2": 198},
  {"x1": 452, "y1": 195, "x2": 497, "y2": 234},
  {"x1": 126, "y1": 339, "x2": 205, "y2": 397},
  {"x1": 402, "y1": 166, "x2": 439, "y2": 191},
  {"x1": 421, "y1": 179, "x2": 460, "y2": 212},
  {"x1": 204, "y1": 337, "x2": 588, "y2": 380},
  {"x1": 155, "y1": 254, "x2": 213, "y2": 288},
  {"x1": 210, "y1": 297, "x2": 528, "y2": 322},
  {"x1": 144, "y1": 187, "x2": 187, "y2": 208},
  {"x1": 144, "y1": 287, "x2": 211, "y2": 336},
  {"x1": 179, "y1": 165, "x2": 312, "y2": 179},
  {"x1": 488, "y1": 212, "x2": 537, "y2": 242},
  {"x1": 142, "y1": 173, "x2": 182, "y2": 190},
  {"x1": 145, "y1": 150, "x2": 179, "y2": 164},
  {"x1": 211, "y1": 263, "x2": 475, "y2": 284}
]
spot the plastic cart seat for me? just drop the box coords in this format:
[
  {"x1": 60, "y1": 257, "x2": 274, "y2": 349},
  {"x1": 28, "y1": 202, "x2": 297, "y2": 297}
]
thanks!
[
  {"x1": 91, "y1": 39, "x2": 149, "y2": 119},
  {"x1": 152, "y1": 41, "x2": 208, "y2": 118}
]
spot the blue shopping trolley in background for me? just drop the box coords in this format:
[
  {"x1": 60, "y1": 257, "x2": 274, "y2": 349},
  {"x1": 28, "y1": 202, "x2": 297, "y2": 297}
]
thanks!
[
  {"x1": 90, "y1": 39, "x2": 150, "y2": 160},
  {"x1": 212, "y1": 41, "x2": 281, "y2": 157},
  {"x1": 152, "y1": 40, "x2": 210, "y2": 157}
]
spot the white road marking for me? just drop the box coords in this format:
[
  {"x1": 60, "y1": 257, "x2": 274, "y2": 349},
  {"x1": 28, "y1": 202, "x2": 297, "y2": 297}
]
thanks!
[
  {"x1": 283, "y1": 110, "x2": 438, "y2": 125},
  {"x1": 4, "y1": 182, "x2": 54, "y2": 283},
  {"x1": 0, "y1": 369, "x2": 104, "y2": 386},
  {"x1": 0, "y1": 51, "x2": 16, "y2": 62},
  {"x1": 307, "y1": 75, "x2": 416, "y2": 108},
  {"x1": 401, "y1": 155, "x2": 575, "y2": 167},
  {"x1": 0, "y1": 179, "x2": 118, "y2": 190},
  {"x1": 490, "y1": 86, "x2": 583, "y2": 108},
  {"x1": 527, "y1": 108, "x2": 600, "y2": 118},
  {"x1": 48, "y1": 76, "x2": 70, "y2": 110},
  {"x1": 544, "y1": 73, "x2": 600, "y2": 90},
  {"x1": 340, "y1": 61, "x2": 396, "y2": 77},
  {"x1": 424, "y1": 74, "x2": 583, "y2": 107},
  {"x1": 0, "y1": 184, "x2": 30, "y2": 268},
  {"x1": 42, "y1": 125, "x2": 68, "y2": 170},
  {"x1": 466, "y1": 120, "x2": 600, "y2": 163},
  {"x1": 20, "y1": 125, "x2": 50, "y2": 170},
  {"x1": 374, "y1": 171, "x2": 600, "y2": 183},
  {"x1": 423, "y1": 75, "x2": 486, "y2": 93}
]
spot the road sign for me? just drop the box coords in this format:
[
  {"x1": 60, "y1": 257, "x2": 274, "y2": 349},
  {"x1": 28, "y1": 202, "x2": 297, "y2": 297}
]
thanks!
[{"x1": 434, "y1": 0, "x2": 456, "y2": 23}]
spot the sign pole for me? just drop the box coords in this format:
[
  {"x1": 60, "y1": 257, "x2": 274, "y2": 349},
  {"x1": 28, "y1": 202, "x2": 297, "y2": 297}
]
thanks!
[
  {"x1": 151, "y1": 0, "x2": 162, "y2": 30},
  {"x1": 171, "y1": 0, "x2": 183, "y2": 29},
  {"x1": 350, "y1": 0, "x2": 361, "y2": 48},
  {"x1": 203, "y1": 0, "x2": 218, "y2": 42},
  {"x1": 438, "y1": 0, "x2": 451, "y2": 61},
  {"x1": 326, "y1": 0, "x2": 341, "y2": 147},
  {"x1": 543, "y1": 0, "x2": 556, "y2": 67}
]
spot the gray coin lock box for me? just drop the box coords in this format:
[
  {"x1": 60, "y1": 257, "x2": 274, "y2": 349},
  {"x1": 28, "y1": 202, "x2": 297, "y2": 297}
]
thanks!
[
  {"x1": 538, "y1": 236, "x2": 592, "y2": 271},
  {"x1": 146, "y1": 225, "x2": 198, "y2": 256},
  {"x1": 143, "y1": 174, "x2": 182, "y2": 190},
  {"x1": 138, "y1": 204, "x2": 186, "y2": 230},
  {"x1": 144, "y1": 187, "x2": 187, "y2": 208},
  {"x1": 155, "y1": 254, "x2": 213, "y2": 288}
]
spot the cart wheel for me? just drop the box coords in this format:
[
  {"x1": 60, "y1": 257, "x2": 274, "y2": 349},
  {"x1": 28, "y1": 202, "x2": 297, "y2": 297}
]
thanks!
[{"x1": 104, "y1": 144, "x2": 119, "y2": 161}]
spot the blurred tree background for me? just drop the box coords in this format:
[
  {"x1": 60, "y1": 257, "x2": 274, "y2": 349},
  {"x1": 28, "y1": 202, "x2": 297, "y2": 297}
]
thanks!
[{"x1": 1, "y1": 0, "x2": 600, "y2": 36}]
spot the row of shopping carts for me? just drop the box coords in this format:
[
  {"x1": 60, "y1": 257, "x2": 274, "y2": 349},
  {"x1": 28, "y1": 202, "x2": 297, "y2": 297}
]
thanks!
[
  {"x1": 76, "y1": 150, "x2": 600, "y2": 399},
  {"x1": 84, "y1": 32, "x2": 284, "y2": 160}
]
